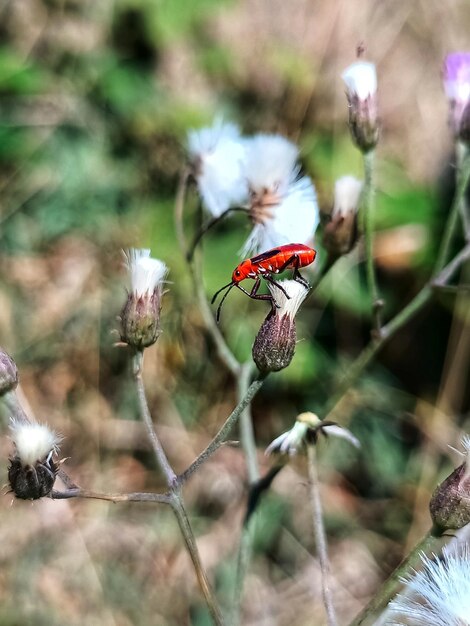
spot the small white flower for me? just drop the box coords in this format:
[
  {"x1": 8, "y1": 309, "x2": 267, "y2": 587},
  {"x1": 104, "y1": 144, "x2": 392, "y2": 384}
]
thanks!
[
  {"x1": 265, "y1": 412, "x2": 360, "y2": 457},
  {"x1": 124, "y1": 249, "x2": 167, "y2": 297},
  {"x1": 187, "y1": 119, "x2": 248, "y2": 217},
  {"x1": 332, "y1": 176, "x2": 363, "y2": 218},
  {"x1": 10, "y1": 420, "x2": 61, "y2": 466},
  {"x1": 387, "y1": 546, "x2": 470, "y2": 626},
  {"x1": 242, "y1": 175, "x2": 319, "y2": 257},
  {"x1": 342, "y1": 61, "x2": 377, "y2": 100},
  {"x1": 266, "y1": 279, "x2": 309, "y2": 317}
]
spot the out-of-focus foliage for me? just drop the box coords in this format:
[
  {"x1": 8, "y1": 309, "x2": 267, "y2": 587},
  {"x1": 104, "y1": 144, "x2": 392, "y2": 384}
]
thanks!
[{"x1": 0, "y1": 0, "x2": 469, "y2": 625}]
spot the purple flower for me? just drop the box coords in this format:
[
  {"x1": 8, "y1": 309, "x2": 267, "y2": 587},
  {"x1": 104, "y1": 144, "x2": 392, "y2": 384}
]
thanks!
[{"x1": 443, "y1": 52, "x2": 470, "y2": 140}]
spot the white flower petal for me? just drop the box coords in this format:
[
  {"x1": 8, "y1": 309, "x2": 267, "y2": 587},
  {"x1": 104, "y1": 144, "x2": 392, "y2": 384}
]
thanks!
[
  {"x1": 342, "y1": 61, "x2": 377, "y2": 100},
  {"x1": 267, "y1": 279, "x2": 309, "y2": 317},
  {"x1": 322, "y1": 424, "x2": 361, "y2": 448},
  {"x1": 10, "y1": 420, "x2": 61, "y2": 466},
  {"x1": 265, "y1": 421, "x2": 308, "y2": 456}
]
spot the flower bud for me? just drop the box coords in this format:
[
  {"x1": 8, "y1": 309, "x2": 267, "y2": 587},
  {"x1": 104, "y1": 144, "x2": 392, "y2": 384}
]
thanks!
[
  {"x1": 323, "y1": 176, "x2": 363, "y2": 258},
  {"x1": 429, "y1": 435, "x2": 470, "y2": 531},
  {"x1": 252, "y1": 279, "x2": 308, "y2": 373},
  {"x1": 342, "y1": 61, "x2": 379, "y2": 152},
  {"x1": 443, "y1": 52, "x2": 470, "y2": 143},
  {"x1": 0, "y1": 348, "x2": 18, "y2": 395},
  {"x1": 120, "y1": 249, "x2": 168, "y2": 350},
  {"x1": 8, "y1": 420, "x2": 61, "y2": 500}
]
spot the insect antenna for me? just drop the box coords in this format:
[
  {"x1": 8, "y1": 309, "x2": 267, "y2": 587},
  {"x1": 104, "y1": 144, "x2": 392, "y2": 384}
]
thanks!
[
  {"x1": 212, "y1": 283, "x2": 236, "y2": 322},
  {"x1": 211, "y1": 281, "x2": 235, "y2": 304}
]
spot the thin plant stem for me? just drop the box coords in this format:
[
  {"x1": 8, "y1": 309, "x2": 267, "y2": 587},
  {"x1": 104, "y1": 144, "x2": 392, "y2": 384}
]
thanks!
[
  {"x1": 52, "y1": 488, "x2": 171, "y2": 504},
  {"x1": 174, "y1": 167, "x2": 190, "y2": 258},
  {"x1": 434, "y1": 148, "x2": 470, "y2": 273},
  {"x1": 179, "y1": 375, "x2": 267, "y2": 483},
  {"x1": 171, "y1": 494, "x2": 226, "y2": 626},
  {"x1": 361, "y1": 150, "x2": 383, "y2": 334},
  {"x1": 231, "y1": 517, "x2": 255, "y2": 626},
  {"x1": 133, "y1": 351, "x2": 177, "y2": 487},
  {"x1": 238, "y1": 361, "x2": 259, "y2": 483},
  {"x1": 307, "y1": 445, "x2": 338, "y2": 626},
  {"x1": 348, "y1": 528, "x2": 445, "y2": 626}
]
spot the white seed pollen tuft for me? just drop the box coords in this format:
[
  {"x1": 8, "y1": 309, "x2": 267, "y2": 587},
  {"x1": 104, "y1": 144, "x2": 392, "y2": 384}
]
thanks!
[
  {"x1": 342, "y1": 61, "x2": 377, "y2": 100},
  {"x1": 10, "y1": 420, "x2": 61, "y2": 466},
  {"x1": 267, "y1": 279, "x2": 309, "y2": 318},
  {"x1": 332, "y1": 176, "x2": 363, "y2": 218},
  {"x1": 124, "y1": 249, "x2": 168, "y2": 296},
  {"x1": 244, "y1": 134, "x2": 299, "y2": 197}
]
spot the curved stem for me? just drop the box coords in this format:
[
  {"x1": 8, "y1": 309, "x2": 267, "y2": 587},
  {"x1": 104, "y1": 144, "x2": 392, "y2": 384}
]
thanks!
[
  {"x1": 179, "y1": 375, "x2": 267, "y2": 483},
  {"x1": 238, "y1": 361, "x2": 259, "y2": 483},
  {"x1": 171, "y1": 494, "x2": 226, "y2": 626},
  {"x1": 133, "y1": 351, "x2": 176, "y2": 487},
  {"x1": 307, "y1": 445, "x2": 338, "y2": 626},
  {"x1": 348, "y1": 528, "x2": 444, "y2": 626},
  {"x1": 361, "y1": 150, "x2": 383, "y2": 335},
  {"x1": 52, "y1": 488, "x2": 171, "y2": 504}
]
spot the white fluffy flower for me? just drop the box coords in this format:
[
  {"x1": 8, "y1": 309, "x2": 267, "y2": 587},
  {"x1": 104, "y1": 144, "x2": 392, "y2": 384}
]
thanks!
[
  {"x1": 10, "y1": 420, "x2": 61, "y2": 466},
  {"x1": 387, "y1": 546, "x2": 470, "y2": 626},
  {"x1": 244, "y1": 134, "x2": 299, "y2": 198},
  {"x1": 124, "y1": 249, "x2": 167, "y2": 297},
  {"x1": 342, "y1": 61, "x2": 377, "y2": 100},
  {"x1": 265, "y1": 412, "x2": 360, "y2": 457},
  {"x1": 187, "y1": 120, "x2": 248, "y2": 217},
  {"x1": 332, "y1": 176, "x2": 363, "y2": 218},
  {"x1": 242, "y1": 175, "x2": 319, "y2": 257},
  {"x1": 267, "y1": 279, "x2": 309, "y2": 317}
]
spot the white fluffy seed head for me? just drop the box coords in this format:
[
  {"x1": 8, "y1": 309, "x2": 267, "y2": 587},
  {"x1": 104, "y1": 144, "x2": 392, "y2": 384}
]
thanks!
[
  {"x1": 332, "y1": 176, "x2": 363, "y2": 218},
  {"x1": 265, "y1": 421, "x2": 309, "y2": 456},
  {"x1": 243, "y1": 134, "x2": 299, "y2": 198},
  {"x1": 242, "y1": 176, "x2": 319, "y2": 257},
  {"x1": 388, "y1": 546, "x2": 470, "y2": 626},
  {"x1": 187, "y1": 120, "x2": 248, "y2": 217},
  {"x1": 267, "y1": 279, "x2": 309, "y2": 319},
  {"x1": 10, "y1": 420, "x2": 61, "y2": 466},
  {"x1": 124, "y1": 249, "x2": 168, "y2": 296},
  {"x1": 342, "y1": 61, "x2": 377, "y2": 100}
]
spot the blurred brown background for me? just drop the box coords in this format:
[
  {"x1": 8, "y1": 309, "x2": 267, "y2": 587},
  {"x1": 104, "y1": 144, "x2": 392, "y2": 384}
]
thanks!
[{"x1": 0, "y1": 1, "x2": 469, "y2": 624}]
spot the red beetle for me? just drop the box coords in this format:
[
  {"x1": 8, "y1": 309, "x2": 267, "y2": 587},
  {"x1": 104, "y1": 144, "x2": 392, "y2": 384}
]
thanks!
[{"x1": 211, "y1": 243, "x2": 316, "y2": 321}]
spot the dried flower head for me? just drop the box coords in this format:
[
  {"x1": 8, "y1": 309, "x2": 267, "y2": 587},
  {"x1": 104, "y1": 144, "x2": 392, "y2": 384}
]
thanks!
[
  {"x1": 443, "y1": 52, "x2": 470, "y2": 142},
  {"x1": 252, "y1": 279, "x2": 308, "y2": 373},
  {"x1": 387, "y1": 546, "x2": 470, "y2": 626},
  {"x1": 187, "y1": 119, "x2": 248, "y2": 217},
  {"x1": 323, "y1": 175, "x2": 363, "y2": 258},
  {"x1": 265, "y1": 412, "x2": 360, "y2": 456},
  {"x1": 429, "y1": 434, "x2": 470, "y2": 531},
  {"x1": 0, "y1": 348, "x2": 18, "y2": 395},
  {"x1": 8, "y1": 420, "x2": 61, "y2": 500},
  {"x1": 120, "y1": 249, "x2": 168, "y2": 350},
  {"x1": 342, "y1": 61, "x2": 379, "y2": 152},
  {"x1": 242, "y1": 135, "x2": 319, "y2": 256}
]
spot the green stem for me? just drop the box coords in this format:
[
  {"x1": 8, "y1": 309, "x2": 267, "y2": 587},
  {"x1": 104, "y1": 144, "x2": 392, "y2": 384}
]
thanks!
[
  {"x1": 133, "y1": 351, "x2": 176, "y2": 487},
  {"x1": 231, "y1": 518, "x2": 255, "y2": 626},
  {"x1": 307, "y1": 446, "x2": 338, "y2": 626},
  {"x1": 179, "y1": 375, "x2": 267, "y2": 483},
  {"x1": 361, "y1": 150, "x2": 383, "y2": 334},
  {"x1": 171, "y1": 494, "x2": 226, "y2": 626},
  {"x1": 434, "y1": 149, "x2": 470, "y2": 273},
  {"x1": 348, "y1": 528, "x2": 445, "y2": 626},
  {"x1": 238, "y1": 361, "x2": 259, "y2": 483}
]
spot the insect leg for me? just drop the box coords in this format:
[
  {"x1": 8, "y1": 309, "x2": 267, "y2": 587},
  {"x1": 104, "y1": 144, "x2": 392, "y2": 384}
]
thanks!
[
  {"x1": 236, "y1": 279, "x2": 278, "y2": 307},
  {"x1": 277, "y1": 253, "x2": 310, "y2": 289}
]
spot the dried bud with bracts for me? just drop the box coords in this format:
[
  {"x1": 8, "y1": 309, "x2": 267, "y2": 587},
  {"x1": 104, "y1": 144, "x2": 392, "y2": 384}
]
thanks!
[
  {"x1": 8, "y1": 420, "x2": 61, "y2": 500},
  {"x1": 0, "y1": 347, "x2": 18, "y2": 396},
  {"x1": 443, "y1": 52, "x2": 470, "y2": 144},
  {"x1": 265, "y1": 412, "x2": 360, "y2": 457},
  {"x1": 429, "y1": 434, "x2": 470, "y2": 532},
  {"x1": 120, "y1": 249, "x2": 168, "y2": 350},
  {"x1": 252, "y1": 279, "x2": 308, "y2": 373},
  {"x1": 323, "y1": 176, "x2": 363, "y2": 259},
  {"x1": 342, "y1": 61, "x2": 379, "y2": 153}
]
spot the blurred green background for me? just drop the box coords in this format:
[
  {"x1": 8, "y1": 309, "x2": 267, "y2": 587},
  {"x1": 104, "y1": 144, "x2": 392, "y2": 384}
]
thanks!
[{"x1": 0, "y1": 0, "x2": 469, "y2": 624}]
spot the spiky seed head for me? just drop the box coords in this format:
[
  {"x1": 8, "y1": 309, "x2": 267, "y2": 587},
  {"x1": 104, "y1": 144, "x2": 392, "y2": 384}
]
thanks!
[{"x1": 342, "y1": 61, "x2": 379, "y2": 153}]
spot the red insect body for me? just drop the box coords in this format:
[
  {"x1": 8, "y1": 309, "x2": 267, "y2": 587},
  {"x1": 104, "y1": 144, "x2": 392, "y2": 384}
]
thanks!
[{"x1": 212, "y1": 243, "x2": 317, "y2": 321}]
